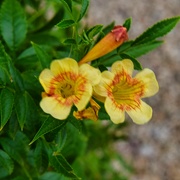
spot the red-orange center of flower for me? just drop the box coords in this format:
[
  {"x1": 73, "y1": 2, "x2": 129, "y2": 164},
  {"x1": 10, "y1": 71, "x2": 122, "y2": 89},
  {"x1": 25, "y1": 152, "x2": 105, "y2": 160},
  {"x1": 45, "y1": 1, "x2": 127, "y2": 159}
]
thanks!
[{"x1": 109, "y1": 71, "x2": 145, "y2": 111}]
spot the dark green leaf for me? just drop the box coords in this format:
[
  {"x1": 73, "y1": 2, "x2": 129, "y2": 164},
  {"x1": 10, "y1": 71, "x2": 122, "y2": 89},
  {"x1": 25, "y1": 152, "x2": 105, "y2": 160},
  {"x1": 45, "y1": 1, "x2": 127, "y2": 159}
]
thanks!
[
  {"x1": 68, "y1": 115, "x2": 83, "y2": 132},
  {"x1": 0, "y1": 150, "x2": 14, "y2": 178},
  {"x1": 40, "y1": 172, "x2": 62, "y2": 180},
  {"x1": 120, "y1": 53, "x2": 142, "y2": 70},
  {"x1": 98, "y1": 64, "x2": 108, "y2": 72},
  {"x1": 59, "y1": 0, "x2": 72, "y2": 12},
  {"x1": 56, "y1": 19, "x2": 75, "y2": 29},
  {"x1": 125, "y1": 40, "x2": 163, "y2": 58},
  {"x1": 123, "y1": 18, "x2": 132, "y2": 31},
  {"x1": 49, "y1": 152, "x2": 80, "y2": 179},
  {"x1": 77, "y1": 0, "x2": 89, "y2": 21},
  {"x1": 133, "y1": 16, "x2": 180, "y2": 45},
  {"x1": 32, "y1": 42, "x2": 51, "y2": 68},
  {"x1": 0, "y1": 0, "x2": 27, "y2": 50},
  {"x1": 29, "y1": 116, "x2": 67, "y2": 145},
  {"x1": 0, "y1": 88, "x2": 14, "y2": 130},
  {"x1": 34, "y1": 140, "x2": 49, "y2": 173},
  {"x1": 15, "y1": 92, "x2": 28, "y2": 130},
  {"x1": 63, "y1": 38, "x2": 77, "y2": 45}
]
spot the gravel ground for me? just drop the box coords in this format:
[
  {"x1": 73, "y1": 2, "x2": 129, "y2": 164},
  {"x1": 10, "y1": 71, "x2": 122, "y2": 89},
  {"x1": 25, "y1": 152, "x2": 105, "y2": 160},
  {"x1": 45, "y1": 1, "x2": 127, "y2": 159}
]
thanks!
[{"x1": 85, "y1": 0, "x2": 180, "y2": 179}]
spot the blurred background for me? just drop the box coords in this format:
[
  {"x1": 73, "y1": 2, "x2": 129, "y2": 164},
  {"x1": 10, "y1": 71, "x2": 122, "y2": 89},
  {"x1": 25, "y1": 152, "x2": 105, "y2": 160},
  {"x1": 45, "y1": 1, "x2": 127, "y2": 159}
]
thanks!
[{"x1": 84, "y1": 0, "x2": 180, "y2": 179}]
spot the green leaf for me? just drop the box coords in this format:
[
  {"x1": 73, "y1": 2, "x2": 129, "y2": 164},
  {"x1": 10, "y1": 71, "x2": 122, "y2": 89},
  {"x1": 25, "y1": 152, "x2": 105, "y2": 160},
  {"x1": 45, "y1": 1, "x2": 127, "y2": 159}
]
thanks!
[
  {"x1": 0, "y1": 41, "x2": 24, "y2": 91},
  {"x1": 63, "y1": 38, "x2": 77, "y2": 45},
  {"x1": 49, "y1": 152, "x2": 80, "y2": 179},
  {"x1": 56, "y1": 19, "x2": 75, "y2": 29},
  {"x1": 77, "y1": 0, "x2": 89, "y2": 21},
  {"x1": 32, "y1": 42, "x2": 51, "y2": 68},
  {"x1": 123, "y1": 17, "x2": 132, "y2": 31},
  {"x1": 34, "y1": 140, "x2": 49, "y2": 173},
  {"x1": 0, "y1": 88, "x2": 14, "y2": 130},
  {"x1": 40, "y1": 172, "x2": 62, "y2": 180},
  {"x1": 0, "y1": 150, "x2": 14, "y2": 178},
  {"x1": 59, "y1": 0, "x2": 72, "y2": 12},
  {"x1": 0, "y1": 0, "x2": 27, "y2": 50},
  {"x1": 119, "y1": 53, "x2": 142, "y2": 70},
  {"x1": 15, "y1": 92, "x2": 28, "y2": 130},
  {"x1": 133, "y1": 16, "x2": 180, "y2": 45},
  {"x1": 124, "y1": 40, "x2": 163, "y2": 58},
  {"x1": 29, "y1": 116, "x2": 67, "y2": 145},
  {"x1": 86, "y1": 25, "x2": 103, "y2": 39}
]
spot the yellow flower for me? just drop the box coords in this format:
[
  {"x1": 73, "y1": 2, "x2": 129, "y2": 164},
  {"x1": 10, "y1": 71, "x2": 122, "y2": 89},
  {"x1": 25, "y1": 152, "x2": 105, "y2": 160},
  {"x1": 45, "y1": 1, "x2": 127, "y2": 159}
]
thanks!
[
  {"x1": 39, "y1": 58, "x2": 101, "y2": 120},
  {"x1": 73, "y1": 99, "x2": 100, "y2": 121},
  {"x1": 78, "y1": 25, "x2": 128, "y2": 65},
  {"x1": 94, "y1": 59, "x2": 159, "y2": 124}
]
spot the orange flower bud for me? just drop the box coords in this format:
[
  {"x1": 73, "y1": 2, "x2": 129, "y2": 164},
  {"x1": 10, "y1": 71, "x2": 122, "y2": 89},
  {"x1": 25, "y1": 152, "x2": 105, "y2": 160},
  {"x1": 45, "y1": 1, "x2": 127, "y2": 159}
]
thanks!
[{"x1": 78, "y1": 25, "x2": 128, "y2": 65}]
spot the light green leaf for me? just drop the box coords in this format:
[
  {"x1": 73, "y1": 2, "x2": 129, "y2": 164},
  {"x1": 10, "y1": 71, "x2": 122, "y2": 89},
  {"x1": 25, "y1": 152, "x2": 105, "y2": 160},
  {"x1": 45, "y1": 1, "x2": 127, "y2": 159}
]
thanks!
[
  {"x1": 49, "y1": 152, "x2": 80, "y2": 179},
  {"x1": 40, "y1": 172, "x2": 62, "y2": 180},
  {"x1": 0, "y1": 88, "x2": 14, "y2": 130},
  {"x1": 56, "y1": 19, "x2": 75, "y2": 29},
  {"x1": 133, "y1": 16, "x2": 180, "y2": 45},
  {"x1": 32, "y1": 42, "x2": 51, "y2": 68},
  {"x1": 29, "y1": 116, "x2": 67, "y2": 145},
  {"x1": 0, "y1": 0, "x2": 27, "y2": 50},
  {"x1": 77, "y1": 0, "x2": 89, "y2": 21},
  {"x1": 15, "y1": 92, "x2": 28, "y2": 130},
  {"x1": 86, "y1": 25, "x2": 103, "y2": 39},
  {"x1": 0, "y1": 150, "x2": 14, "y2": 178},
  {"x1": 120, "y1": 53, "x2": 142, "y2": 70},
  {"x1": 124, "y1": 40, "x2": 163, "y2": 58}
]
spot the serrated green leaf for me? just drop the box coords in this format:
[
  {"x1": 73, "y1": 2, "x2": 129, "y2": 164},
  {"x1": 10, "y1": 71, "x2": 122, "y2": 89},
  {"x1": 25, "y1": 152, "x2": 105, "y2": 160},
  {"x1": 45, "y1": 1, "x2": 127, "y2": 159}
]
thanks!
[
  {"x1": 29, "y1": 116, "x2": 67, "y2": 145},
  {"x1": 49, "y1": 152, "x2": 80, "y2": 179},
  {"x1": 120, "y1": 53, "x2": 142, "y2": 70},
  {"x1": 123, "y1": 18, "x2": 132, "y2": 31},
  {"x1": 86, "y1": 25, "x2": 103, "y2": 39},
  {"x1": 77, "y1": 0, "x2": 89, "y2": 21},
  {"x1": 34, "y1": 140, "x2": 49, "y2": 173},
  {"x1": 0, "y1": 88, "x2": 14, "y2": 130},
  {"x1": 15, "y1": 92, "x2": 28, "y2": 130},
  {"x1": 32, "y1": 42, "x2": 51, "y2": 68},
  {"x1": 133, "y1": 16, "x2": 180, "y2": 45},
  {"x1": 56, "y1": 19, "x2": 75, "y2": 29},
  {"x1": 125, "y1": 40, "x2": 163, "y2": 58},
  {"x1": 0, "y1": 150, "x2": 14, "y2": 178},
  {"x1": 0, "y1": 0, "x2": 27, "y2": 51},
  {"x1": 59, "y1": 0, "x2": 72, "y2": 12}
]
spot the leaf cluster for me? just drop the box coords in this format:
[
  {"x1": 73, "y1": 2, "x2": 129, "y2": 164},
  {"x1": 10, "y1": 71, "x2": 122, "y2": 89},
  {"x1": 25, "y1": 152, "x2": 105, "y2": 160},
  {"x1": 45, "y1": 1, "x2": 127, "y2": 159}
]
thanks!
[{"x1": 0, "y1": 0, "x2": 179, "y2": 179}]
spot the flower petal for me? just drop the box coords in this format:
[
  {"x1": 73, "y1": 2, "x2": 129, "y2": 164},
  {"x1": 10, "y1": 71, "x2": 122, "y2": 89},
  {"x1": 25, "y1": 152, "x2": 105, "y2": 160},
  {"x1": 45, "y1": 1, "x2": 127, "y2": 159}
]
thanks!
[
  {"x1": 50, "y1": 58, "x2": 79, "y2": 76},
  {"x1": 79, "y1": 64, "x2": 101, "y2": 85},
  {"x1": 135, "y1": 68, "x2": 159, "y2": 97},
  {"x1": 39, "y1": 69, "x2": 54, "y2": 93},
  {"x1": 105, "y1": 97, "x2": 125, "y2": 124},
  {"x1": 111, "y1": 59, "x2": 134, "y2": 76},
  {"x1": 94, "y1": 71, "x2": 114, "y2": 97},
  {"x1": 74, "y1": 83, "x2": 92, "y2": 111},
  {"x1": 127, "y1": 100, "x2": 152, "y2": 124},
  {"x1": 40, "y1": 96, "x2": 72, "y2": 120}
]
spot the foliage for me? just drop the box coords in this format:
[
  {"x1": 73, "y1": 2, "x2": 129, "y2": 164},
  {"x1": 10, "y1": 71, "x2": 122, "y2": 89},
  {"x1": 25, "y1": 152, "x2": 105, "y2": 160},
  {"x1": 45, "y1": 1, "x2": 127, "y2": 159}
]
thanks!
[{"x1": 0, "y1": 0, "x2": 179, "y2": 179}]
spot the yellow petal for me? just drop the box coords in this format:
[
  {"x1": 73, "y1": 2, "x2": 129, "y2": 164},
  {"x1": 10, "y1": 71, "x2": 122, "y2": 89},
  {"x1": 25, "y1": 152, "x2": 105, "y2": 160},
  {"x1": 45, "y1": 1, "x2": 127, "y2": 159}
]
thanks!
[
  {"x1": 94, "y1": 71, "x2": 114, "y2": 97},
  {"x1": 74, "y1": 83, "x2": 92, "y2": 111},
  {"x1": 50, "y1": 58, "x2": 78, "y2": 76},
  {"x1": 40, "y1": 96, "x2": 72, "y2": 120},
  {"x1": 79, "y1": 64, "x2": 101, "y2": 85},
  {"x1": 111, "y1": 59, "x2": 134, "y2": 76},
  {"x1": 39, "y1": 69, "x2": 54, "y2": 93},
  {"x1": 105, "y1": 97, "x2": 125, "y2": 124},
  {"x1": 127, "y1": 100, "x2": 152, "y2": 124},
  {"x1": 135, "y1": 68, "x2": 159, "y2": 97}
]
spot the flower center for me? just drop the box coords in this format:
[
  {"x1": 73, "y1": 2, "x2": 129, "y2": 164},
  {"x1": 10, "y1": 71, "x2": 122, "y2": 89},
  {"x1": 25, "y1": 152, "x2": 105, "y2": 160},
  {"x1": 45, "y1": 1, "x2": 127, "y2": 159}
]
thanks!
[
  {"x1": 111, "y1": 72, "x2": 144, "y2": 110},
  {"x1": 59, "y1": 82, "x2": 75, "y2": 98}
]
